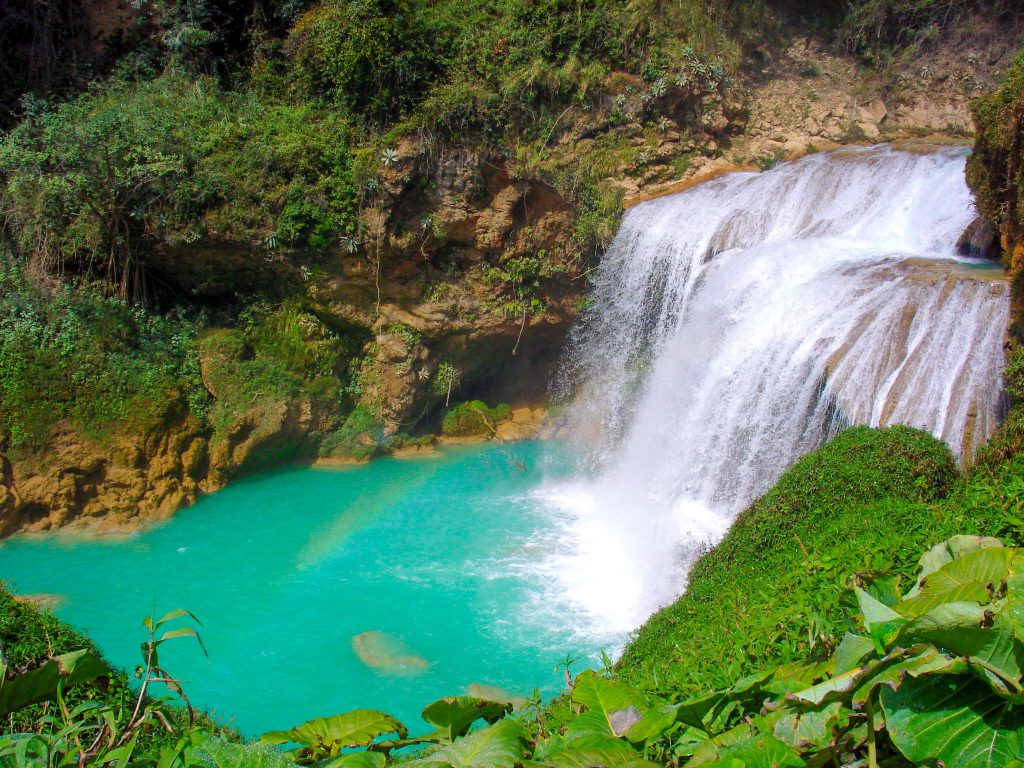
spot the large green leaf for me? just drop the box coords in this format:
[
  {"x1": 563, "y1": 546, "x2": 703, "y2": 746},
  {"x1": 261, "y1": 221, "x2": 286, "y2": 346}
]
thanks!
[
  {"x1": 771, "y1": 700, "x2": 849, "y2": 751},
  {"x1": 319, "y1": 752, "x2": 387, "y2": 768},
  {"x1": 689, "y1": 731, "x2": 803, "y2": 768},
  {"x1": 785, "y1": 657, "x2": 884, "y2": 706},
  {"x1": 403, "y1": 718, "x2": 527, "y2": 768},
  {"x1": 421, "y1": 697, "x2": 512, "y2": 742},
  {"x1": 882, "y1": 673, "x2": 1024, "y2": 768},
  {"x1": 899, "y1": 547, "x2": 1011, "y2": 617},
  {"x1": 261, "y1": 710, "x2": 407, "y2": 753},
  {"x1": 531, "y1": 736, "x2": 653, "y2": 768},
  {"x1": 1005, "y1": 553, "x2": 1024, "y2": 643},
  {"x1": 831, "y1": 633, "x2": 876, "y2": 675},
  {"x1": 762, "y1": 659, "x2": 832, "y2": 697},
  {"x1": 0, "y1": 649, "x2": 109, "y2": 716},
  {"x1": 184, "y1": 736, "x2": 294, "y2": 768},
  {"x1": 567, "y1": 671, "x2": 649, "y2": 740},
  {"x1": 849, "y1": 645, "x2": 964, "y2": 709},
  {"x1": 673, "y1": 690, "x2": 729, "y2": 732},
  {"x1": 897, "y1": 602, "x2": 1024, "y2": 689},
  {"x1": 909, "y1": 536, "x2": 1005, "y2": 597},
  {"x1": 856, "y1": 588, "x2": 907, "y2": 649},
  {"x1": 623, "y1": 702, "x2": 679, "y2": 743}
]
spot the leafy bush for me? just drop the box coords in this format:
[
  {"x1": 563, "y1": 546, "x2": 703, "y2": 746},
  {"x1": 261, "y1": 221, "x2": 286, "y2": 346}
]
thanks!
[
  {"x1": 441, "y1": 400, "x2": 511, "y2": 437},
  {"x1": 0, "y1": 587, "x2": 219, "y2": 760},
  {"x1": 0, "y1": 74, "x2": 365, "y2": 302},
  {"x1": 967, "y1": 48, "x2": 1024, "y2": 252},
  {"x1": 285, "y1": 0, "x2": 439, "y2": 121},
  {"x1": 319, "y1": 405, "x2": 386, "y2": 460},
  {"x1": 197, "y1": 302, "x2": 357, "y2": 441}
]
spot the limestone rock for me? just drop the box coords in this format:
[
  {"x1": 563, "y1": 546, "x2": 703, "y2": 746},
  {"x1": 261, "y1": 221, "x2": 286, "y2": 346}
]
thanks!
[
  {"x1": 957, "y1": 216, "x2": 1001, "y2": 260},
  {"x1": 475, "y1": 185, "x2": 525, "y2": 249}
]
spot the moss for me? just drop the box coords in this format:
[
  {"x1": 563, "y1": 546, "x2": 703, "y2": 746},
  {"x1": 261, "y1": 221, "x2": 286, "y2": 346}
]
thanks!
[
  {"x1": 441, "y1": 400, "x2": 511, "y2": 437},
  {"x1": 967, "y1": 49, "x2": 1024, "y2": 245},
  {"x1": 617, "y1": 425, "x2": 969, "y2": 695},
  {"x1": 319, "y1": 405, "x2": 386, "y2": 460}
]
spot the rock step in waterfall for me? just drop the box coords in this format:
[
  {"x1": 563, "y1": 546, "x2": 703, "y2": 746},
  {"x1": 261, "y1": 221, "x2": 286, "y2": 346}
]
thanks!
[{"x1": 540, "y1": 145, "x2": 1011, "y2": 636}]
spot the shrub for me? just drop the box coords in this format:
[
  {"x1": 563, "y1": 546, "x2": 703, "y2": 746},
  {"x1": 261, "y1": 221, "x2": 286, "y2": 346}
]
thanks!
[
  {"x1": 441, "y1": 400, "x2": 511, "y2": 437},
  {"x1": 0, "y1": 256, "x2": 205, "y2": 450},
  {"x1": 285, "y1": 0, "x2": 439, "y2": 121},
  {"x1": 319, "y1": 405, "x2": 386, "y2": 460},
  {"x1": 966, "y1": 48, "x2": 1024, "y2": 246}
]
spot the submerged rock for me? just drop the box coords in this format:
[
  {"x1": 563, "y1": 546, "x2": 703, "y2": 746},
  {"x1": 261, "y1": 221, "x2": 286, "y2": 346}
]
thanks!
[
  {"x1": 466, "y1": 683, "x2": 526, "y2": 709},
  {"x1": 351, "y1": 630, "x2": 430, "y2": 676},
  {"x1": 12, "y1": 593, "x2": 66, "y2": 610}
]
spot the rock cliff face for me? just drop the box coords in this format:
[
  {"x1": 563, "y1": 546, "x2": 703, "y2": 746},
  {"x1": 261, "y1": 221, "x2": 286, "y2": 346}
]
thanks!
[
  {"x1": 3, "y1": 16, "x2": 1024, "y2": 537},
  {"x1": 967, "y1": 50, "x2": 1024, "y2": 337},
  {"x1": 0, "y1": 144, "x2": 588, "y2": 535}
]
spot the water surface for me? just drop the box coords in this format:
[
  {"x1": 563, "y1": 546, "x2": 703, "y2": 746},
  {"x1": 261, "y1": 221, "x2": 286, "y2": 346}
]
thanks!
[{"x1": 1, "y1": 442, "x2": 609, "y2": 736}]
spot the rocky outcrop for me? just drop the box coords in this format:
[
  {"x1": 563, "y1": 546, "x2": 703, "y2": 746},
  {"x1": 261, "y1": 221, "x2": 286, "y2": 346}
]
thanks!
[
  {"x1": 966, "y1": 49, "x2": 1024, "y2": 336},
  {"x1": 627, "y1": 22, "x2": 1024, "y2": 205},
  {"x1": 0, "y1": 389, "x2": 334, "y2": 535},
  {"x1": 0, "y1": 141, "x2": 588, "y2": 535}
]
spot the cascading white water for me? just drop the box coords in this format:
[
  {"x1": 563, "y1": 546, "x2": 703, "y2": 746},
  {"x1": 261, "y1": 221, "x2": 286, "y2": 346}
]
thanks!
[{"x1": 541, "y1": 145, "x2": 1010, "y2": 637}]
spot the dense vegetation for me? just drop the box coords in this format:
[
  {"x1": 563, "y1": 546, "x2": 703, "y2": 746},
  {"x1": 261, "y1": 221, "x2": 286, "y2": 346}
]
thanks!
[
  {"x1": 967, "y1": 47, "x2": 1024, "y2": 284},
  {"x1": 4, "y1": 2, "x2": 1024, "y2": 766}
]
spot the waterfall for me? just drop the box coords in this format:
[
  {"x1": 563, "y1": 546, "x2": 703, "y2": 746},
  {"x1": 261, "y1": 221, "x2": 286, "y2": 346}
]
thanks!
[{"x1": 542, "y1": 146, "x2": 1010, "y2": 636}]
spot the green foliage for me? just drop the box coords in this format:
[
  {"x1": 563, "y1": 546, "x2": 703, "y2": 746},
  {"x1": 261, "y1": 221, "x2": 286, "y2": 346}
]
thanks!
[
  {"x1": 837, "y1": 0, "x2": 1010, "y2": 57},
  {"x1": 262, "y1": 709, "x2": 408, "y2": 760},
  {"x1": 319, "y1": 405, "x2": 386, "y2": 460},
  {"x1": 0, "y1": 73, "x2": 363, "y2": 296},
  {"x1": 0, "y1": 256, "x2": 205, "y2": 450},
  {"x1": 0, "y1": 587, "x2": 136, "y2": 738},
  {"x1": 286, "y1": 0, "x2": 438, "y2": 121},
  {"x1": 0, "y1": 649, "x2": 109, "y2": 717},
  {"x1": 0, "y1": 589, "x2": 235, "y2": 765},
  {"x1": 441, "y1": 401, "x2": 511, "y2": 437},
  {"x1": 419, "y1": 696, "x2": 512, "y2": 742},
  {"x1": 0, "y1": 77, "x2": 222, "y2": 300},
  {"x1": 967, "y1": 48, "x2": 1024, "y2": 249},
  {"x1": 198, "y1": 301, "x2": 357, "y2": 443}
]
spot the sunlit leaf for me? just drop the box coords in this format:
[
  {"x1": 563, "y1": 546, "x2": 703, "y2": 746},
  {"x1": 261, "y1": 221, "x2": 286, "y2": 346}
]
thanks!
[
  {"x1": 909, "y1": 536, "x2": 1005, "y2": 597},
  {"x1": 421, "y1": 696, "x2": 512, "y2": 742},
  {"x1": 261, "y1": 709, "x2": 407, "y2": 755},
  {"x1": 402, "y1": 718, "x2": 527, "y2": 768},
  {"x1": 882, "y1": 673, "x2": 1024, "y2": 768},
  {"x1": 567, "y1": 671, "x2": 650, "y2": 740}
]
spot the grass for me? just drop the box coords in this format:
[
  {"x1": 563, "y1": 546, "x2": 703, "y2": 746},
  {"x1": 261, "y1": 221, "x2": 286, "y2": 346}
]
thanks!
[{"x1": 616, "y1": 423, "x2": 1009, "y2": 696}]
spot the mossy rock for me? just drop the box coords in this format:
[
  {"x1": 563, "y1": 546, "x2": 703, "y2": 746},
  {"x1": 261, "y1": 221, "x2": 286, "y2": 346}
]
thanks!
[
  {"x1": 967, "y1": 48, "x2": 1024, "y2": 242},
  {"x1": 441, "y1": 401, "x2": 511, "y2": 437},
  {"x1": 319, "y1": 405, "x2": 386, "y2": 460}
]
